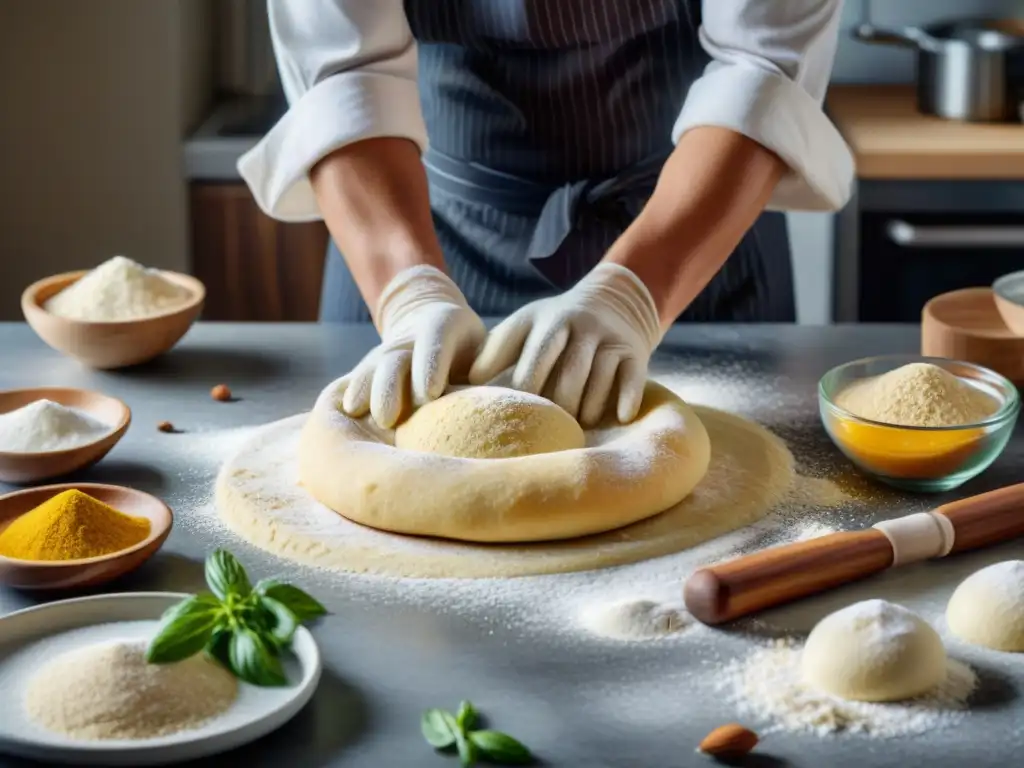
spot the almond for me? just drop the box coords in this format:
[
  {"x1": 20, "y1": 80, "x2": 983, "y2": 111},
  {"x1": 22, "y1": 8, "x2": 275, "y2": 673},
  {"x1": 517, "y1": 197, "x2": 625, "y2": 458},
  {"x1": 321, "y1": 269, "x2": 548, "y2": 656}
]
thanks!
[
  {"x1": 698, "y1": 723, "x2": 758, "y2": 758},
  {"x1": 211, "y1": 384, "x2": 232, "y2": 402},
  {"x1": 157, "y1": 421, "x2": 175, "y2": 433}
]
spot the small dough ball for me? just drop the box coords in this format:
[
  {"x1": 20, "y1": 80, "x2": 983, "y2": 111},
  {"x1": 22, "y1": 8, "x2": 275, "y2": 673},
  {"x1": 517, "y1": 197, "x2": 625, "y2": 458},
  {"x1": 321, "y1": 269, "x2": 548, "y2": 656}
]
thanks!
[
  {"x1": 801, "y1": 599, "x2": 947, "y2": 702},
  {"x1": 395, "y1": 386, "x2": 585, "y2": 459},
  {"x1": 946, "y1": 560, "x2": 1024, "y2": 652}
]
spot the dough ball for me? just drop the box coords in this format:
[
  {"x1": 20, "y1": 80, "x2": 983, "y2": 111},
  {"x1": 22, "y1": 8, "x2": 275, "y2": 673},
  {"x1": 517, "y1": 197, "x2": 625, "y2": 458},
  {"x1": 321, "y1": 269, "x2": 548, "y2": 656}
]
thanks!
[
  {"x1": 946, "y1": 560, "x2": 1024, "y2": 652},
  {"x1": 395, "y1": 386, "x2": 585, "y2": 460},
  {"x1": 801, "y1": 599, "x2": 947, "y2": 702}
]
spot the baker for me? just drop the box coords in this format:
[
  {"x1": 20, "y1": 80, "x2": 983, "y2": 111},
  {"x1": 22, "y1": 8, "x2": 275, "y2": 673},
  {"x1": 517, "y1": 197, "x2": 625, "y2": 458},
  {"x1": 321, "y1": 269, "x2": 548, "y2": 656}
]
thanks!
[{"x1": 240, "y1": 1, "x2": 853, "y2": 429}]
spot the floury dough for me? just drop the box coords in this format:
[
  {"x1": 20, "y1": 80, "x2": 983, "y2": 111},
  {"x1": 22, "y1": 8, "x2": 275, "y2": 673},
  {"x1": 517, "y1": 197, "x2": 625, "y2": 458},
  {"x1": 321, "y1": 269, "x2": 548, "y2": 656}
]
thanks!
[
  {"x1": 395, "y1": 387, "x2": 584, "y2": 459},
  {"x1": 298, "y1": 380, "x2": 711, "y2": 543},
  {"x1": 946, "y1": 560, "x2": 1024, "y2": 652},
  {"x1": 801, "y1": 600, "x2": 948, "y2": 703},
  {"x1": 215, "y1": 400, "x2": 806, "y2": 578}
]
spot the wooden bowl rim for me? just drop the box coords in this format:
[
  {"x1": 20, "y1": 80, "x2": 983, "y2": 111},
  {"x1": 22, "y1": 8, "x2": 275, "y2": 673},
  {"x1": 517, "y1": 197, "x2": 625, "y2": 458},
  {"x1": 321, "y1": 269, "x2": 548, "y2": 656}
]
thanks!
[
  {"x1": 0, "y1": 388, "x2": 131, "y2": 459},
  {"x1": 0, "y1": 482, "x2": 172, "y2": 568},
  {"x1": 21, "y1": 269, "x2": 206, "y2": 326},
  {"x1": 923, "y1": 287, "x2": 1022, "y2": 340}
]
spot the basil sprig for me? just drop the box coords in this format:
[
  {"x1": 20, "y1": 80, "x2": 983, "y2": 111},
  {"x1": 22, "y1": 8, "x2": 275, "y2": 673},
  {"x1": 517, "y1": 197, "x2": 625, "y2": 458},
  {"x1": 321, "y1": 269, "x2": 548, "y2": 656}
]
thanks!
[
  {"x1": 422, "y1": 701, "x2": 533, "y2": 766},
  {"x1": 146, "y1": 549, "x2": 326, "y2": 686}
]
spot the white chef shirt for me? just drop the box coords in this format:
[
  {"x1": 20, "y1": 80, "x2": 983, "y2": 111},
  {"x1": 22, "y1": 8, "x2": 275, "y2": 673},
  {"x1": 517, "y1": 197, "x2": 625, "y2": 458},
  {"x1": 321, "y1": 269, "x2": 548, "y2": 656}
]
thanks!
[{"x1": 239, "y1": 0, "x2": 854, "y2": 222}]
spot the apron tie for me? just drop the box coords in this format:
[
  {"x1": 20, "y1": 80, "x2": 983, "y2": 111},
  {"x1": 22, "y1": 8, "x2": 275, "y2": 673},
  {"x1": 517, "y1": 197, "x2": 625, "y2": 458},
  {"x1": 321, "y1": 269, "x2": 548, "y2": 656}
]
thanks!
[{"x1": 424, "y1": 148, "x2": 670, "y2": 287}]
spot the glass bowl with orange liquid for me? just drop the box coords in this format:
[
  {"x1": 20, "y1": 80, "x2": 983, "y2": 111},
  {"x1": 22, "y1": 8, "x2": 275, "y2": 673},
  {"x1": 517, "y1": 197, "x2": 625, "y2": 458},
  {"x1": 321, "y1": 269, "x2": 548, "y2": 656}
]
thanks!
[{"x1": 819, "y1": 356, "x2": 1020, "y2": 492}]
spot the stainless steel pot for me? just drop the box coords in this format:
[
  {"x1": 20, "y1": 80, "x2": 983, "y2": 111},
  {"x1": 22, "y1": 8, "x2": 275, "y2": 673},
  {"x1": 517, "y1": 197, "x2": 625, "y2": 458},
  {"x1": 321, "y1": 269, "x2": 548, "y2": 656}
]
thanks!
[{"x1": 854, "y1": 19, "x2": 1024, "y2": 122}]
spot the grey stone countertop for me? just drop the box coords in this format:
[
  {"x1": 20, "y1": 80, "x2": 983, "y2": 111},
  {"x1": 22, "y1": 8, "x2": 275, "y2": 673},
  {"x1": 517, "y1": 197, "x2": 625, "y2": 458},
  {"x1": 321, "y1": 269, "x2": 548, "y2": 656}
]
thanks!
[{"x1": 0, "y1": 323, "x2": 1022, "y2": 768}]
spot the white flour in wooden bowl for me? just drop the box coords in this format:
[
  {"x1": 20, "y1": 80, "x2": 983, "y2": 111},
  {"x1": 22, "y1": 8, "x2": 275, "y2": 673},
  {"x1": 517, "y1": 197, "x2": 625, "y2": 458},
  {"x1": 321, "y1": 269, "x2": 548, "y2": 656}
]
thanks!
[{"x1": 44, "y1": 256, "x2": 192, "y2": 321}]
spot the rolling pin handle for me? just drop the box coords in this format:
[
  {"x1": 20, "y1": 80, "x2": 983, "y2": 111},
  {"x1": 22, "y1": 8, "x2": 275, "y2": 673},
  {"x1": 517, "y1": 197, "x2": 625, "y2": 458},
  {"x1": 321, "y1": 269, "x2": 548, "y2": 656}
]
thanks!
[
  {"x1": 683, "y1": 531, "x2": 895, "y2": 625},
  {"x1": 683, "y1": 568, "x2": 727, "y2": 626}
]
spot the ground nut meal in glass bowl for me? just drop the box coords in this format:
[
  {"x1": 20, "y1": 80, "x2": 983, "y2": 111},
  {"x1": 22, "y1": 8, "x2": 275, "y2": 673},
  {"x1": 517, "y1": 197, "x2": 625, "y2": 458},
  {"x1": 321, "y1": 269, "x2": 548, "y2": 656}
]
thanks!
[{"x1": 819, "y1": 355, "x2": 1020, "y2": 492}]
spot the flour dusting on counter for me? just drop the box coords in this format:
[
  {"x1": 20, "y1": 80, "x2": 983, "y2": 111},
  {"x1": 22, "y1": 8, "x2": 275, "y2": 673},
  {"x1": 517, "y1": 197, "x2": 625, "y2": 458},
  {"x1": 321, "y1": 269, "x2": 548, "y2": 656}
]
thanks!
[{"x1": 717, "y1": 638, "x2": 977, "y2": 739}]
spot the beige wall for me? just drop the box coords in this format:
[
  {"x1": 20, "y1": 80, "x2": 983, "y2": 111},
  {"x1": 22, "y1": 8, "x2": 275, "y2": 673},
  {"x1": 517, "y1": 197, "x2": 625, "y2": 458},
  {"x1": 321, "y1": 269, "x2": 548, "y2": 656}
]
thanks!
[{"x1": 0, "y1": 0, "x2": 213, "y2": 320}]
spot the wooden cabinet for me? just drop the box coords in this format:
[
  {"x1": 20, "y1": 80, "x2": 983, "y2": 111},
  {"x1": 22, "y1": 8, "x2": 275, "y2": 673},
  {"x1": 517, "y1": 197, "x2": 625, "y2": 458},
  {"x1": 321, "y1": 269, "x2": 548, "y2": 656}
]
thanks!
[{"x1": 189, "y1": 183, "x2": 328, "y2": 321}]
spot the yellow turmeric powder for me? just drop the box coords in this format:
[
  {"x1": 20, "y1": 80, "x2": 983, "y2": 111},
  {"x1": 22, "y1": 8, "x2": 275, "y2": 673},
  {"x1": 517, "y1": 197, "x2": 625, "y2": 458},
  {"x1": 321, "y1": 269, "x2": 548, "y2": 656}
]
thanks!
[{"x1": 0, "y1": 489, "x2": 150, "y2": 561}]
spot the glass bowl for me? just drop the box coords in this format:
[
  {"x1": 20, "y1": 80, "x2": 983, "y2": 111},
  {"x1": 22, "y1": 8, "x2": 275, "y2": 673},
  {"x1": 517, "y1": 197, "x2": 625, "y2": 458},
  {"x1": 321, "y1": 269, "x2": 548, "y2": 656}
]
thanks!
[{"x1": 819, "y1": 355, "x2": 1020, "y2": 492}]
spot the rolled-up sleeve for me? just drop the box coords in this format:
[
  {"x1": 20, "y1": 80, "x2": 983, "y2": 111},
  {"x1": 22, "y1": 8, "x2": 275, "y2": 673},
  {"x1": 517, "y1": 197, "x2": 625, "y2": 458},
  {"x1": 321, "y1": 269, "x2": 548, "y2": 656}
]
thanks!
[
  {"x1": 673, "y1": 1, "x2": 853, "y2": 211},
  {"x1": 238, "y1": 1, "x2": 426, "y2": 221}
]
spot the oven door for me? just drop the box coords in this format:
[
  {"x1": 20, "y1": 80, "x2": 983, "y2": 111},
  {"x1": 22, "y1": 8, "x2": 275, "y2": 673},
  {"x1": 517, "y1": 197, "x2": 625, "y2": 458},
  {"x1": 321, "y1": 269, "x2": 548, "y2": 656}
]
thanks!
[{"x1": 856, "y1": 213, "x2": 1024, "y2": 322}]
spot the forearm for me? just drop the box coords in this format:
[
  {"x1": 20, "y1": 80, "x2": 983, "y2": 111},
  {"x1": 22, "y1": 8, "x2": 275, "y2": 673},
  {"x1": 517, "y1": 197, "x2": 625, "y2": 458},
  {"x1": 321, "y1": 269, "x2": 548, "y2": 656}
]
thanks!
[
  {"x1": 604, "y1": 126, "x2": 785, "y2": 329},
  {"x1": 310, "y1": 137, "x2": 445, "y2": 315}
]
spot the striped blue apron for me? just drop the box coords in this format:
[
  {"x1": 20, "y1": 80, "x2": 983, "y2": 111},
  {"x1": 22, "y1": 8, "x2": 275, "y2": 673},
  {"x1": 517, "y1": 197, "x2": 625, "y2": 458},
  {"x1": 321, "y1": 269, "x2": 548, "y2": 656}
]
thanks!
[{"x1": 321, "y1": 0, "x2": 794, "y2": 323}]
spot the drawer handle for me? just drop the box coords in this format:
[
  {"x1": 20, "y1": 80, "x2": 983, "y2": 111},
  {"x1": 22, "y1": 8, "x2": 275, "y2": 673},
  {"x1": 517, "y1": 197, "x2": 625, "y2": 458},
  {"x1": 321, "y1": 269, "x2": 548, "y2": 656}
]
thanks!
[{"x1": 887, "y1": 220, "x2": 1024, "y2": 248}]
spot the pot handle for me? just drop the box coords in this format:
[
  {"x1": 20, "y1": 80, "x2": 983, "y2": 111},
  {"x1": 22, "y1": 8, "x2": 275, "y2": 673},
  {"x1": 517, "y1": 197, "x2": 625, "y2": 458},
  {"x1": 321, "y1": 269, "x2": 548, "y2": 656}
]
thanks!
[{"x1": 853, "y1": 24, "x2": 938, "y2": 51}]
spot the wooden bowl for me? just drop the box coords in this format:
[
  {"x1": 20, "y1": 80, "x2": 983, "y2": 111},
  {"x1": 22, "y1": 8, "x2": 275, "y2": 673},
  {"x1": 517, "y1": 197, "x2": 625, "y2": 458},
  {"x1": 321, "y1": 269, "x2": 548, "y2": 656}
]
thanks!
[
  {"x1": 922, "y1": 288, "x2": 1024, "y2": 384},
  {"x1": 0, "y1": 483, "x2": 172, "y2": 591},
  {"x1": 21, "y1": 270, "x2": 205, "y2": 369},
  {"x1": 993, "y1": 271, "x2": 1024, "y2": 336},
  {"x1": 0, "y1": 388, "x2": 131, "y2": 484}
]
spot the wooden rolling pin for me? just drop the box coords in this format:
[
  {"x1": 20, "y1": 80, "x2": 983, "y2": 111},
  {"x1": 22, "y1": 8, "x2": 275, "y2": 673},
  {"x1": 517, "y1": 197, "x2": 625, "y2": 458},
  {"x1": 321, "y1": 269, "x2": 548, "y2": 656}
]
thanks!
[{"x1": 684, "y1": 482, "x2": 1024, "y2": 625}]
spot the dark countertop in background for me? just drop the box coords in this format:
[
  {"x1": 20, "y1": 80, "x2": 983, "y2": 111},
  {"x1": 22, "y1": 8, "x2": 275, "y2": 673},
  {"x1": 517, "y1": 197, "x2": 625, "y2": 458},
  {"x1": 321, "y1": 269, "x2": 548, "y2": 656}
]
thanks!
[{"x1": 1, "y1": 323, "x2": 1022, "y2": 768}]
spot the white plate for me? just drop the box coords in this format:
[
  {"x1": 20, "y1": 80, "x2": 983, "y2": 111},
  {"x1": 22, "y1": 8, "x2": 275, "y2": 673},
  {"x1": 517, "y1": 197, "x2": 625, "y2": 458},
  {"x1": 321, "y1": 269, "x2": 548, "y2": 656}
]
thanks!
[{"x1": 0, "y1": 592, "x2": 322, "y2": 765}]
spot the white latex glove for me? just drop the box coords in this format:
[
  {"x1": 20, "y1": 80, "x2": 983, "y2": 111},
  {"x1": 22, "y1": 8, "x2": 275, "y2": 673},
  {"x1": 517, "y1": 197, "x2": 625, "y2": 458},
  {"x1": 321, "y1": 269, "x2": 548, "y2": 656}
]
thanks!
[
  {"x1": 341, "y1": 265, "x2": 486, "y2": 428},
  {"x1": 469, "y1": 263, "x2": 663, "y2": 426}
]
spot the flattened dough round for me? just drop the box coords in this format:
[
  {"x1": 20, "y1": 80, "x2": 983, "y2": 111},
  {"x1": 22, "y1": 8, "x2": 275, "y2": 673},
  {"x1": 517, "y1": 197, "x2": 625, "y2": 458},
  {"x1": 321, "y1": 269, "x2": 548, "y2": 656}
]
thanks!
[
  {"x1": 216, "y1": 403, "x2": 797, "y2": 578},
  {"x1": 395, "y1": 387, "x2": 584, "y2": 459},
  {"x1": 298, "y1": 380, "x2": 711, "y2": 543}
]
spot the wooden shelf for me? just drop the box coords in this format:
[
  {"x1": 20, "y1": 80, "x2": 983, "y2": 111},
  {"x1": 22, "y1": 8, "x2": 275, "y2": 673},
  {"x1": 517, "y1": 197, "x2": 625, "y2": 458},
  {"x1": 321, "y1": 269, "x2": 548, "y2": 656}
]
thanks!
[{"x1": 827, "y1": 85, "x2": 1024, "y2": 180}]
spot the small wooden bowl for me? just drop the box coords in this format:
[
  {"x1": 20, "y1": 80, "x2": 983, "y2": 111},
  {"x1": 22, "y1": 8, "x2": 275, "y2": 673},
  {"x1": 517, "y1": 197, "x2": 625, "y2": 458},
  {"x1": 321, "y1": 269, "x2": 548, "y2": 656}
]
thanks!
[
  {"x1": 922, "y1": 288, "x2": 1024, "y2": 384},
  {"x1": 21, "y1": 270, "x2": 205, "y2": 369},
  {"x1": 0, "y1": 388, "x2": 131, "y2": 484},
  {"x1": 0, "y1": 483, "x2": 172, "y2": 591},
  {"x1": 993, "y1": 271, "x2": 1024, "y2": 336}
]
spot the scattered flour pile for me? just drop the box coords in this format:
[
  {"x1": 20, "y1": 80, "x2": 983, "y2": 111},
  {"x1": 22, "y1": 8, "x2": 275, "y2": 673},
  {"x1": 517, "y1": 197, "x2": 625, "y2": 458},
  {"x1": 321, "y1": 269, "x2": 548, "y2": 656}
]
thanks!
[
  {"x1": 791, "y1": 522, "x2": 837, "y2": 543},
  {"x1": 24, "y1": 640, "x2": 237, "y2": 740},
  {"x1": 0, "y1": 399, "x2": 111, "y2": 453},
  {"x1": 44, "y1": 256, "x2": 192, "y2": 321},
  {"x1": 579, "y1": 598, "x2": 690, "y2": 640},
  {"x1": 834, "y1": 362, "x2": 998, "y2": 427}
]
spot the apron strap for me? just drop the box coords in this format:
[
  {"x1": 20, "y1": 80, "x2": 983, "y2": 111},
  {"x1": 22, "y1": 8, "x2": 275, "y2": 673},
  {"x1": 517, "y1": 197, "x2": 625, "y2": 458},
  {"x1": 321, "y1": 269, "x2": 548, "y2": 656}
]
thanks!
[{"x1": 424, "y1": 148, "x2": 670, "y2": 286}]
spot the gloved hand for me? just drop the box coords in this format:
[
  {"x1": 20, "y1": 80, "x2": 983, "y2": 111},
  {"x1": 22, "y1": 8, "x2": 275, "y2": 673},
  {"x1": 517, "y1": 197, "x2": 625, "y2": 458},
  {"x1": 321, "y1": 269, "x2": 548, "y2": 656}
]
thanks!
[
  {"x1": 469, "y1": 263, "x2": 663, "y2": 426},
  {"x1": 340, "y1": 265, "x2": 486, "y2": 428}
]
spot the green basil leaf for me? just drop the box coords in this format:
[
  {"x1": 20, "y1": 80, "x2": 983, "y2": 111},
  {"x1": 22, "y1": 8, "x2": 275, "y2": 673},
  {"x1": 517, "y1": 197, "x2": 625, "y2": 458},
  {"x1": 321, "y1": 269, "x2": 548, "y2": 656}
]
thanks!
[
  {"x1": 228, "y1": 628, "x2": 287, "y2": 686},
  {"x1": 454, "y1": 726, "x2": 478, "y2": 768},
  {"x1": 421, "y1": 708, "x2": 457, "y2": 749},
  {"x1": 145, "y1": 594, "x2": 221, "y2": 664},
  {"x1": 205, "y1": 626, "x2": 233, "y2": 670},
  {"x1": 258, "y1": 596, "x2": 299, "y2": 647},
  {"x1": 206, "y1": 550, "x2": 252, "y2": 601},
  {"x1": 255, "y1": 581, "x2": 326, "y2": 622},
  {"x1": 468, "y1": 731, "x2": 533, "y2": 764},
  {"x1": 457, "y1": 700, "x2": 477, "y2": 732},
  {"x1": 254, "y1": 577, "x2": 282, "y2": 595}
]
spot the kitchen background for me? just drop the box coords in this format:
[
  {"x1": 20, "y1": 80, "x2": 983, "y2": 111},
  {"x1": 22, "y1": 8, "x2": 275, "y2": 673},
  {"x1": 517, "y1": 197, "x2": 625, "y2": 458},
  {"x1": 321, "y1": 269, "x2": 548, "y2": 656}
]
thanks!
[{"x1": 0, "y1": 0, "x2": 1021, "y2": 324}]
